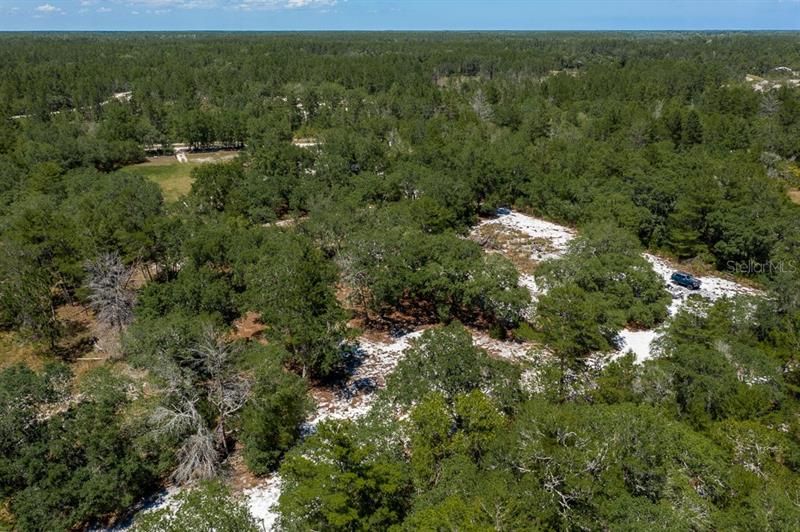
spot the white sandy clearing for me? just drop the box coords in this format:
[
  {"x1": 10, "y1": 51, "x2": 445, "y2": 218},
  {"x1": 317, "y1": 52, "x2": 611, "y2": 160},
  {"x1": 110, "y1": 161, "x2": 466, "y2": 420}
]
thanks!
[
  {"x1": 244, "y1": 475, "x2": 283, "y2": 532},
  {"x1": 114, "y1": 477, "x2": 283, "y2": 532},
  {"x1": 643, "y1": 254, "x2": 758, "y2": 311},
  {"x1": 471, "y1": 210, "x2": 573, "y2": 314},
  {"x1": 614, "y1": 254, "x2": 761, "y2": 362},
  {"x1": 101, "y1": 485, "x2": 182, "y2": 531},
  {"x1": 474, "y1": 211, "x2": 576, "y2": 262},
  {"x1": 305, "y1": 330, "x2": 425, "y2": 429},
  {"x1": 469, "y1": 328, "x2": 538, "y2": 363},
  {"x1": 519, "y1": 273, "x2": 538, "y2": 294},
  {"x1": 614, "y1": 329, "x2": 661, "y2": 362},
  {"x1": 475, "y1": 211, "x2": 761, "y2": 364}
]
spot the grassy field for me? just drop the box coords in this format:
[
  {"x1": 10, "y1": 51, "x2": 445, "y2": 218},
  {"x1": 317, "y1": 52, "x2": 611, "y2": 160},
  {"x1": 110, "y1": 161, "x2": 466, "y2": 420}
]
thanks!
[
  {"x1": 789, "y1": 189, "x2": 800, "y2": 205},
  {"x1": 119, "y1": 159, "x2": 198, "y2": 202},
  {"x1": 120, "y1": 151, "x2": 240, "y2": 202}
]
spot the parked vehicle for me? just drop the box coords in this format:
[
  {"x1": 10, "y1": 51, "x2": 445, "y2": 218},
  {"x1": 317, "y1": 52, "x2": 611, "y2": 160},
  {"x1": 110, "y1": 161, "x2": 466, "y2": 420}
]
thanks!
[{"x1": 671, "y1": 271, "x2": 701, "y2": 290}]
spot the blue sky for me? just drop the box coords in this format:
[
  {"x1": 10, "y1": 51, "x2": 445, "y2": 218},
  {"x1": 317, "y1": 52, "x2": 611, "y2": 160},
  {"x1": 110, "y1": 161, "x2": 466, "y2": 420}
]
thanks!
[{"x1": 0, "y1": 0, "x2": 798, "y2": 31}]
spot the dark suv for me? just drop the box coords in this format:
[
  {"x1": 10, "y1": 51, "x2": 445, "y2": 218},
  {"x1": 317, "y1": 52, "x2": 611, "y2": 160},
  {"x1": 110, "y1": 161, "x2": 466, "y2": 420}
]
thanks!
[{"x1": 671, "y1": 271, "x2": 701, "y2": 290}]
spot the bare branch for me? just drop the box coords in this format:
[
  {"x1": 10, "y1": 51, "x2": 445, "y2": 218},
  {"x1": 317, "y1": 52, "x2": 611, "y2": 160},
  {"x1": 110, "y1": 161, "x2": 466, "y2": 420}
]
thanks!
[
  {"x1": 172, "y1": 426, "x2": 219, "y2": 484},
  {"x1": 84, "y1": 252, "x2": 136, "y2": 331},
  {"x1": 149, "y1": 325, "x2": 253, "y2": 484}
]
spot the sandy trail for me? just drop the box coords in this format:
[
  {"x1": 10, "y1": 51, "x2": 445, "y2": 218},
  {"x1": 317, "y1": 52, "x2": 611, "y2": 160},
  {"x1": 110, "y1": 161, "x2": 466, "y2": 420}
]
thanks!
[
  {"x1": 305, "y1": 330, "x2": 426, "y2": 429},
  {"x1": 125, "y1": 328, "x2": 428, "y2": 530},
  {"x1": 472, "y1": 210, "x2": 761, "y2": 363},
  {"x1": 614, "y1": 253, "x2": 761, "y2": 361}
]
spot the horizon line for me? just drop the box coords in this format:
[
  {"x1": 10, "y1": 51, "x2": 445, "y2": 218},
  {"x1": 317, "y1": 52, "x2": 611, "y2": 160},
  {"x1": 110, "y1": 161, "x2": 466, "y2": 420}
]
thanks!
[{"x1": 1, "y1": 29, "x2": 799, "y2": 33}]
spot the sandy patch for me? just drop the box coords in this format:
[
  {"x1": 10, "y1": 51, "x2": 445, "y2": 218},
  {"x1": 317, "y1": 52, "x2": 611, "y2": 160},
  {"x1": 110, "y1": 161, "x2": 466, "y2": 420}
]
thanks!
[
  {"x1": 474, "y1": 210, "x2": 762, "y2": 363},
  {"x1": 469, "y1": 328, "x2": 539, "y2": 363},
  {"x1": 471, "y1": 211, "x2": 576, "y2": 265},
  {"x1": 612, "y1": 253, "x2": 761, "y2": 362},
  {"x1": 305, "y1": 329, "x2": 425, "y2": 429},
  {"x1": 244, "y1": 476, "x2": 282, "y2": 532}
]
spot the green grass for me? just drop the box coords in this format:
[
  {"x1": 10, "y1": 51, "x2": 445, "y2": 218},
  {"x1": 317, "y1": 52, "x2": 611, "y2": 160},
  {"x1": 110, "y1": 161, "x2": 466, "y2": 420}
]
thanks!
[
  {"x1": 119, "y1": 161, "x2": 198, "y2": 202},
  {"x1": 120, "y1": 151, "x2": 241, "y2": 202}
]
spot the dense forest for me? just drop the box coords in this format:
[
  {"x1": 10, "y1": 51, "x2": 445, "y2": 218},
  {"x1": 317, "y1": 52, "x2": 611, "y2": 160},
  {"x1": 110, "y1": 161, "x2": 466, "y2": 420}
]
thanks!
[{"x1": 1, "y1": 32, "x2": 800, "y2": 531}]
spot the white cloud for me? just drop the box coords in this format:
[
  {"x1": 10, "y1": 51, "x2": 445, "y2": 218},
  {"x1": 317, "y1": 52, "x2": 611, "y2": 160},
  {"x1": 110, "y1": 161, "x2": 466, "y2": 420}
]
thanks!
[
  {"x1": 97, "y1": 6, "x2": 112, "y2": 12},
  {"x1": 123, "y1": 0, "x2": 216, "y2": 8},
  {"x1": 35, "y1": 3, "x2": 62, "y2": 13},
  {"x1": 116, "y1": 0, "x2": 336, "y2": 11},
  {"x1": 293, "y1": 0, "x2": 337, "y2": 7},
  {"x1": 287, "y1": 0, "x2": 336, "y2": 7},
  {"x1": 233, "y1": 0, "x2": 336, "y2": 11}
]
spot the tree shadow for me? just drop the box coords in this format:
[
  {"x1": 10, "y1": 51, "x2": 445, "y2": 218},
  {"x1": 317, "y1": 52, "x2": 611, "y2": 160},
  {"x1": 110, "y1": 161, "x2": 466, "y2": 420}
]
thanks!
[{"x1": 51, "y1": 318, "x2": 97, "y2": 362}]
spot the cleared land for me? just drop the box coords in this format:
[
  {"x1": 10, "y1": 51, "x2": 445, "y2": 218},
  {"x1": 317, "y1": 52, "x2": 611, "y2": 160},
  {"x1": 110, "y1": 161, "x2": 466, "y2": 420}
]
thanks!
[
  {"x1": 789, "y1": 189, "x2": 800, "y2": 205},
  {"x1": 120, "y1": 159, "x2": 197, "y2": 202},
  {"x1": 120, "y1": 151, "x2": 239, "y2": 202}
]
